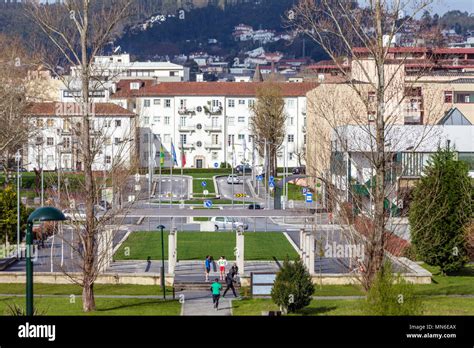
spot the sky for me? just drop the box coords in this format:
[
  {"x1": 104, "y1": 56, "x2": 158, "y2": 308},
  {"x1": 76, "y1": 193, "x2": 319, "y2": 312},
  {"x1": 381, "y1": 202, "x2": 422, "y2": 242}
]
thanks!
[{"x1": 432, "y1": 0, "x2": 474, "y2": 14}]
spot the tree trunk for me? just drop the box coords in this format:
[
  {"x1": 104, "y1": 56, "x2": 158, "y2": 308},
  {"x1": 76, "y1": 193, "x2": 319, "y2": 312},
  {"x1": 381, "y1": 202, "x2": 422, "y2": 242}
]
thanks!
[{"x1": 82, "y1": 279, "x2": 96, "y2": 312}]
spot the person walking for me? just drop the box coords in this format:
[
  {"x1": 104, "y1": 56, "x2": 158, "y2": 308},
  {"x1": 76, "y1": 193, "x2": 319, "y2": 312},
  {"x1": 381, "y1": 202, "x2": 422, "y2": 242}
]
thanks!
[
  {"x1": 222, "y1": 270, "x2": 238, "y2": 298},
  {"x1": 230, "y1": 263, "x2": 239, "y2": 277},
  {"x1": 217, "y1": 256, "x2": 227, "y2": 281},
  {"x1": 210, "y1": 278, "x2": 222, "y2": 311},
  {"x1": 204, "y1": 255, "x2": 211, "y2": 282}
]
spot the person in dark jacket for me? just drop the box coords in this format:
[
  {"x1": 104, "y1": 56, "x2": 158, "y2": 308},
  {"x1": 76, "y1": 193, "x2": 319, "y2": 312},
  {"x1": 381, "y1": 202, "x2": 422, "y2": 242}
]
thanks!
[{"x1": 222, "y1": 270, "x2": 238, "y2": 298}]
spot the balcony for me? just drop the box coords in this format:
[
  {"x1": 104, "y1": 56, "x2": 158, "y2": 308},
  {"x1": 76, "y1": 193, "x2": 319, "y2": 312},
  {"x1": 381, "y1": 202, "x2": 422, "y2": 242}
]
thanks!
[
  {"x1": 203, "y1": 105, "x2": 223, "y2": 116},
  {"x1": 178, "y1": 125, "x2": 196, "y2": 132},
  {"x1": 178, "y1": 107, "x2": 196, "y2": 116},
  {"x1": 204, "y1": 142, "x2": 222, "y2": 149},
  {"x1": 182, "y1": 143, "x2": 195, "y2": 149},
  {"x1": 204, "y1": 125, "x2": 222, "y2": 132}
]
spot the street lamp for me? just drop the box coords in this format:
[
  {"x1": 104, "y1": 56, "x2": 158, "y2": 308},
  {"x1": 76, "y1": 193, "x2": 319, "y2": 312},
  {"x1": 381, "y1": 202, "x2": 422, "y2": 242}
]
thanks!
[
  {"x1": 15, "y1": 151, "x2": 21, "y2": 259},
  {"x1": 26, "y1": 207, "x2": 66, "y2": 316},
  {"x1": 157, "y1": 224, "x2": 166, "y2": 300}
]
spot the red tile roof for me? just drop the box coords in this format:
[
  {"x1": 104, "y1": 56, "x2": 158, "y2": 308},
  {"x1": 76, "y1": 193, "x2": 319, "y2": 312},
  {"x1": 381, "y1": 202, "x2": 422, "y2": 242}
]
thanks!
[
  {"x1": 27, "y1": 102, "x2": 135, "y2": 117},
  {"x1": 111, "y1": 82, "x2": 318, "y2": 98}
]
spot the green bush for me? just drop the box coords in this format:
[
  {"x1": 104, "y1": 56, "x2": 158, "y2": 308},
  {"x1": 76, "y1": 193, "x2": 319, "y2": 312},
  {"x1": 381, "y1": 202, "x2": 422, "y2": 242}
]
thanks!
[
  {"x1": 364, "y1": 262, "x2": 423, "y2": 316},
  {"x1": 271, "y1": 256, "x2": 314, "y2": 314},
  {"x1": 409, "y1": 148, "x2": 472, "y2": 274}
]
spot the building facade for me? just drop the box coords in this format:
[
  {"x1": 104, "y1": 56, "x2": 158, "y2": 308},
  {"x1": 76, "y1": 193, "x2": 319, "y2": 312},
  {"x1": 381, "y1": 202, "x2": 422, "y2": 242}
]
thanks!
[
  {"x1": 111, "y1": 81, "x2": 315, "y2": 169},
  {"x1": 25, "y1": 102, "x2": 136, "y2": 172}
]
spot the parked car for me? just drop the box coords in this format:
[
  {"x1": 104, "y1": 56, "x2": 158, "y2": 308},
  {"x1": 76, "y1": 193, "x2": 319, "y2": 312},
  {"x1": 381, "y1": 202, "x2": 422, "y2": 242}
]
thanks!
[
  {"x1": 226, "y1": 174, "x2": 243, "y2": 185},
  {"x1": 211, "y1": 217, "x2": 249, "y2": 231},
  {"x1": 97, "y1": 200, "x2": 111, "y2": 211},
  {"x1": 235, "y1": 164, "x2": 252, "y2": 174},
  {"x1": 248, "y1": 203, "x2": 263, "y2": 210},
  {"x1": 292, "y1": 166, "x2": 306, "y2": 175},
  {"x1": 63, "y1": 208, "x2": 87, "y2": 222}
]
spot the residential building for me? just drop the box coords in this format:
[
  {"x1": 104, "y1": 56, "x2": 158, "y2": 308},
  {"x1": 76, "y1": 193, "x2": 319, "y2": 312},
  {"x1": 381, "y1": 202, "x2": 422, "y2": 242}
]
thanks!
[
  {"x1": 25, "y1": 102, "x2": 136, "y2": 172},
  {"x1": 111, "y1": 81, "x2": 315, "y2": 169}
]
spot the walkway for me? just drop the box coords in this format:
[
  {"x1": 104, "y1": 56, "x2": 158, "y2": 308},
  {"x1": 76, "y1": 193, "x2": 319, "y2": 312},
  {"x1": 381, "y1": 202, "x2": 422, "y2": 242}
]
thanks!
[{"x1": 179, "y1": 291, "x2": 233, "y2": 316}]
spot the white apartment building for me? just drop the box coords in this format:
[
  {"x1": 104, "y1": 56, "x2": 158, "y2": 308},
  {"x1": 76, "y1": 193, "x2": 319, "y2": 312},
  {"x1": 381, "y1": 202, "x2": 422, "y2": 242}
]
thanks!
[
  {"x1": 25, "y1": 102, "x2": 136, "y2": 172},
  {"x1": 111, "y1": 81, "x2": 315, "y2": 169},
  {"x1": 71, "y1": 53, "x2": 188, "y2": 82}
]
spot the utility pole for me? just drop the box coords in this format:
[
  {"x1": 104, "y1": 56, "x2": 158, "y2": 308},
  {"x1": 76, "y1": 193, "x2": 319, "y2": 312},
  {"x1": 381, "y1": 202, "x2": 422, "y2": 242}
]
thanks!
[{"x1": 15, "y1": 151, "x2": 21, "y2": 259}]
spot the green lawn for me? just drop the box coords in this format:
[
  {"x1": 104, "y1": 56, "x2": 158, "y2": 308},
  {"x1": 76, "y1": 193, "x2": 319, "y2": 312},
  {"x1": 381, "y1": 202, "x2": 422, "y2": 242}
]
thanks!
[
  {"x1": 0, "y1": 283, "x2": 171, "y2": 296},
  {"x1": 412, "y1": 263, "x2": 474, "y2": 295},
  {"x1": 0, "y1": 297, "x2": 180, "y2": 316},
  {"x1": 285, "y1": 183, "x2": 307, "y2": 201},
  {"x1": 193, "y1": 179, "x2": 215, "y2": 194},
  {"x1": 114, "y1": 231, "x2": 298, "y2": 261},
  {"x1": 232, "y1": 297, "x2": 474, "y2": 316}
]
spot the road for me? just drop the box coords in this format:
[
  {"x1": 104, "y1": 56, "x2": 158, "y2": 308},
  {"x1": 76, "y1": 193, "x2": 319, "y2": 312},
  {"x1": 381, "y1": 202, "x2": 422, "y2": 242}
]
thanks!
[{"x1": 215, "y1": 175, "x2": 262, "y2": 205}]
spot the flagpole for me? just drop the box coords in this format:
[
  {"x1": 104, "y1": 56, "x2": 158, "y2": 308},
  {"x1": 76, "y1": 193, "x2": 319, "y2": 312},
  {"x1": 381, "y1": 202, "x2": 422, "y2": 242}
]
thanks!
[
  {"x1": 231, "y1": 137, "x2": 234, "y2": 209},
  {"x1": 170, "y1": 138, "x2": 173, "y2": 209},
  {"x1": 159, "y1": 137, "x2": 162, "y2": 225}
]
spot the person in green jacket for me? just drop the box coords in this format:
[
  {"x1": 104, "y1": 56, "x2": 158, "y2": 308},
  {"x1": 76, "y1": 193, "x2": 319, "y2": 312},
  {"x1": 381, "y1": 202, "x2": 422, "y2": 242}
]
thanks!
[{"x1": 210, "y1": 278, "x2": 222, "y2": 311}]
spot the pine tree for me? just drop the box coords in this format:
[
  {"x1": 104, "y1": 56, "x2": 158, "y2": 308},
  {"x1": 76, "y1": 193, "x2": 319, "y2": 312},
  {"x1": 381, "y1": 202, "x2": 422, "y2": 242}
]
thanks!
[
  {"x1": 271, "y1": 256, "x2": 314, "y2": 314},
  {"x1": 409, "y1": 147, "x2": 473, "y2": 274}
]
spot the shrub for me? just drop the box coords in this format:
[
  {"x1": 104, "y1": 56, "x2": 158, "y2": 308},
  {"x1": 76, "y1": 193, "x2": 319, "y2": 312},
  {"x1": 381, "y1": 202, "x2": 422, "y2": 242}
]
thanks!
[
  {"x1": 364, "y1": 262, "x2": 423, "y2": 316},
  {"x1": 271, "y1": 256, "x2": 314, "y2": 314}
]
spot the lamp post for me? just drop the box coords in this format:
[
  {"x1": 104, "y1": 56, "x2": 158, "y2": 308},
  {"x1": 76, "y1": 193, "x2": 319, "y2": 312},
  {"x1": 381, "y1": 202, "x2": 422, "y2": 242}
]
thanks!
[
  {"x1": 26, "y1": 207, "x2": 66, "y2": 316},
  {"x1": 157, "y1": 224, "x2": 166, "y2": 300},
  {"x1": 15, "y1": 150, "x2": 21, "y2": 259}
]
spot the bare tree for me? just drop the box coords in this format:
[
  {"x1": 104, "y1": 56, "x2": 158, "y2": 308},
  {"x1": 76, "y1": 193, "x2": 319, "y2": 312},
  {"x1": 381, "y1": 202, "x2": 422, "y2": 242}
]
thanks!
[
  {"x1": 288, "y1": 0, "x2": 444, "y2": 289},
  {"x1": 25, "y1": 0, "x2": 137, "y2": 312},
  {"x1": 250, "y1": 82, "x2": 287, "y2": 177}
]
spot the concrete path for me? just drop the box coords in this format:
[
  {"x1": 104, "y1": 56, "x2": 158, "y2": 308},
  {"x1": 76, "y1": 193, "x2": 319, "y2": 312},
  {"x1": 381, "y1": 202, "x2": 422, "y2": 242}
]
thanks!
[{"x1": 179, "y1": 291, "x2": 233, "y2": 316}]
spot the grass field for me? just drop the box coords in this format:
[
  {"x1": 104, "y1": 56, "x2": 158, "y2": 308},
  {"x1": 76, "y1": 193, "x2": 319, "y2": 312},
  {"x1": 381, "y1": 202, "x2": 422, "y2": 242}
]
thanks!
[
  {"x1": 0, "y1": 283, "x2": 171, "y2": 296},
  {"x1": 232, "y1": 296, "x2": 474, "y2": 316},
  {"x1": 0, "y1": 297, "x2": 180, "y2": 316},
  {"x1": 114, "y1": 231, "x2": 298, "y2": 261},
  {"x1": 412, "y1": 263, "x2": 474, "y2": 295},
  {"x1": 192, "y1": 178, "x2": 215, "y2": 194}
]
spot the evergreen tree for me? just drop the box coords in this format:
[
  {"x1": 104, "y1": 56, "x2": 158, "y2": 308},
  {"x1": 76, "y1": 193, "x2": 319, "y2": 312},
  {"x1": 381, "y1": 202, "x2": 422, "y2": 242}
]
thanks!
[
  {"x1": 0, "y1": 185, "x2": 30, "y2": 245},
  {"x1": 271, "y1": 256, "x2": 314, "y2": 314},
  {"x1": 409, "y1": 147, "x2": 473, "y2": 274}
]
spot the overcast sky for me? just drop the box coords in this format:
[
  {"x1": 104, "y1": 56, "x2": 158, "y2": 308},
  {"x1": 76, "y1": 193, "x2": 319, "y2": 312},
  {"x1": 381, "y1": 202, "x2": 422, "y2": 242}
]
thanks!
[{"x1": 432, "y1": 0, "x2": 474, "y2": 14}]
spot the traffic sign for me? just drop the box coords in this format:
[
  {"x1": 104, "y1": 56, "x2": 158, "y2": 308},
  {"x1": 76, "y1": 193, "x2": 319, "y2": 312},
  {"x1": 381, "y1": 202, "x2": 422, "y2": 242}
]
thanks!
[
  {"x1": 269, "y1": 176, "x2": 275, "y2": 182},
  {"x1": 256, "y1": 175, "x2": 263, "y2": 182},
  {"x1": 306, "y1": 193, "x2": 313, "y2": 203},
  {"x1": 214, "y1": 162, "x2": 219, "y2": 168},
  {"x1": 204, "y1": 200, "x2": 213, "y2": 208},
  {"x1": 269, "y1": 182, "x2": 275, "y2": 189},
  {"x1": 201, "y1": 181, "x2": 207, "y2": 187},
  {"x1": 302, "y1": 187, "x2": 308, "y2": 194},
  {"x1": 203, "y1": 189, "x2": 209, "y2": 195},
  {"x1": 235, "y1": 193, "x2": 247, "y2": 198}
]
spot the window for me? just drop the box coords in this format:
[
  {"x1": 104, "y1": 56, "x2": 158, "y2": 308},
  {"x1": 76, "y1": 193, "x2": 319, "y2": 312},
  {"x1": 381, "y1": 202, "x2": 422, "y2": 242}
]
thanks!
[
  {"x1": 164, "y1": 116, "x2": 170, "y2": 125},
  {"x1": 238, "y1": 99, "x2": 245, "y2": 105},
  {"x1": 227, "y1": 117, "x2": 235, "y2": 126},
  {"x1": 153, "y1": 116, "x2": 160, "y2": 123},
  {"x1": 164, "y1": 99, "x2": 171, "y2": 108},
  {"x1": 36, "y1": 136, "x2": 43, "y2": 145},
  {"x1": 288, "y1": 134, "x2": 295, "y2": 143},
  {"x1": 47, "y1": 137, "x2": 54, "y2": 146},
  {"x1": 212, "y1": 117, "x2": 219, "y2": 127},
  {"x1": 286, "y1": 99, "x2": 295, "y2": 108},
  {"x1": 180, "y1": 116, "x2": 187, "y2": 127},
  {"x1": 238, "y1": 116, "x2": 245, "y2": 123},
  {"x1": 288, "y1": 117, "x2": 294, "y2": 126},
  {"x1": 368, "y1": 91, "x2": 376, "y2": 103},
  {"x1": 211, "y1": 99, "x2": 220, "y2": 108},
  {"x1": 289, "y1": 153, "x2": 294, "y2": 161},
  {"x1": 212, "y1": 152, "x2": 218, "y2": 160},
  {"x1": 212, "y1": 134, "x2": 219, "y2": 145},
  {"x1": 154, "y1": 99, "x2": 161, "y2": 105},
  {"x1": 105, "y1": 156, "x2": 111, "y2": 164},
  {"x1": 114, "y1": 138, "x2": 121, "y2": 145},
  {"x1": 228, "y1": 134, "x2": 235, "y2": 146},
  {"x1": 180, "y1": 99, "x2": 187, "y2": 108},
  {"x1": 444, "y1": 91, "x2": 453, "y2": 103},
  {"x1": 63, "y1": 137, "x2": 71, "y2": 149},
  {"x1": 180, "y1": 134, "x2": 187, "y2": 145},
  {"x1": 455, "y1": 92, "x2": 474, "y2": 104},
  {"x1": 238, "y1": 134, "x2": 245, "y2": 141},
  {"x1": 36, "y1": 119, "x2": 44, "y2": 128},
  {"x1": 248, "y1": 99, "x2": 255, "y2": 107},
  {"x1": 228, "y1": 99, "x2": 235, "y2": 108},
  {"x1": 304, "y1": 135, "x2": 307, "y2": 145},
  {"x1": 144, "y1": 99, "x2": 151, "y2": 108},
  {"x1": 144, "y1": 117, "x2": 150, "y2": 125},
  {"x1": 115, "y1": 120, "x2": 122, "y2": 127},
  {"x1": 46, "y1": 119, "x2": 55, "y2": 127}
]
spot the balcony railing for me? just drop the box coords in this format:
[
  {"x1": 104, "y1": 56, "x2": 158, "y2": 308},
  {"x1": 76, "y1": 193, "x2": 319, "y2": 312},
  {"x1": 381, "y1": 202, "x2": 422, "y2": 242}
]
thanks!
[
  {"x1": 204, "y1": 142, "x2": 222, "y2": 149},
  {"x1": 204, "y1": 125, "x2": 222, "y2": 132},
  {"x1": 178, "y1": 107, "x2": 196, "y2": 115},
  {"x1": 178, "y1": 125, "x2": 196, "y2": 132}
]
